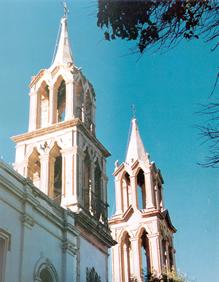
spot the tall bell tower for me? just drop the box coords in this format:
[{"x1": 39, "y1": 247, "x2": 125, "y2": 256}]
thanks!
[
  {"x1": 12, "y1": 10, "x2": 110, "y2": 225},
  {"x1": 109, "y1": 118, "x2": 176, "y2": 281}
]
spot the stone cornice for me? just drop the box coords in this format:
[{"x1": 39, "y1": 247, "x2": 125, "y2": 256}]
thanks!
[{"x1": 11, "y1": 119, "x2": 110, "y2": 158}]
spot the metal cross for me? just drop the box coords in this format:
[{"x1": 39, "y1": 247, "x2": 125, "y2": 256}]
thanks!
[
  {"x1": 63, "y1": 1, "x2": 69, "y2": 18},
  {"x1": 132, "y1": 104, "x2": 136, "y2": 119}
]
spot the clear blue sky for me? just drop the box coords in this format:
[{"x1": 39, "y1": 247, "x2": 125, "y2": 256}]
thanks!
[{"x1": 0, "y1": 1, "x2": 218, "y2": 281}]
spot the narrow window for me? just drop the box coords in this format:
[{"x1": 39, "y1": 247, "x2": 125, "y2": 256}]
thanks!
[
  {"x1": 57, "y1": 80, "x2": 66, "y2": 122},
  {"x1": 137, "y1": 169, "x2": 146, "y2": 210}
]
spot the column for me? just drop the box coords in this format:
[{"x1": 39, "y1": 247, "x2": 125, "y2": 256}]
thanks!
[
  {"x1": 144, "y1": 172, "x2": 155, "y2": 209},
  {"x1": 115, "y1": 179, "x2": 122, "y2": 214},
  {"x1": 123, "y1": 243, "x2": 129, "y2": 282},
  {"x1": 148, "y1": 235, "x2": 162, "y2": 277},
  {"x1": 112, "y1": 244, "x2": 122, "y2": 282},
  {"x1": 28, "y1": 91, "x2": 38, "y2": 131},
  {"x1": 130, "y1": 176, "x2": 137, "y2": 209},
  {"x1": 49, "y1": 85, "x2": 56, "y2": 124},
  {"x1": 65, "y1": 80, "x2": 74, "y2": 120},
  {"x1": 39, "y1": 154, "x2": 50, "y2": 195},
  {"x1": 130, "y1": 238, "x2": 141, "y2": 281}
]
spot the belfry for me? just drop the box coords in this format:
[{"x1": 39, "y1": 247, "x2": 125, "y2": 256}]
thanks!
[
  {"x1": 12, "y1": 11, "x2": 109, "y2": 220},
  {"x1": 109, "y1": 118, "x2": 176, "y2": 281}
]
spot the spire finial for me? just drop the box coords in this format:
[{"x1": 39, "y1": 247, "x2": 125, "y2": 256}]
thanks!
[
  {"x1": 132, "y1": 104, "x2": 136, "y2": 119},
  {"x1": 63, "y1": 1, "x2": 69, "y2": 18}
]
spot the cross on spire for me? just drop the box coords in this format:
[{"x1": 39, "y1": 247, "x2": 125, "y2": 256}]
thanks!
[
  {"x1": 132, "y1": 104, "x2": 136, "y2": 119},
  {"x1": 63, "y1": 1, "x2": 69, "y2": 18}
]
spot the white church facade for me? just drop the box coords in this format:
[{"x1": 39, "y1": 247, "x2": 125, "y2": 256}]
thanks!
[{"x1": 0, "y1": 7, "x2": 177, "y2": 282}]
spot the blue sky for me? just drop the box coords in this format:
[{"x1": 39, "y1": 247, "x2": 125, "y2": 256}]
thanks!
[{"x1": 0, "y1": 1, "x2": 218, "y2": 281}]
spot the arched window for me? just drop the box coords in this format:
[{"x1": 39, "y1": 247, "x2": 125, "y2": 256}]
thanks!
[
  {"x1": 34, "y1": 257, "x2": 58, "y2": 282},
  {"x1": 121, "y1": 232, "x2": 132, "y2": 282},
  {"x1": 94, "y1": 160, "x2": 102, "y2": 219},
  {"x1": 121, "y1": 172, "x2": 131, "y2": 212},
  {"x1": 84, "y1": 151, "x2": 92, "y2": 210},
  {"x1": 140, "y1": 230, "x2": 150, "y2": 279},
  {"x1": 57, "y1": 80, "x2": 66, "y2": 122},
  {"x1": 137, "y1": 169, "x2": 146, "y2": 210},
  {"x1": 49, "y1": 144, "x2": 62, "y2": 204},
  {"x1": 38, "y1": 81, "x2": 49, "y2": 128},
  {"x1": 27, "y1": 148, "x2": 41, "y2": 189},
  {"x1": 40, "y1": 268, "x2": 54, "y2": 282}
]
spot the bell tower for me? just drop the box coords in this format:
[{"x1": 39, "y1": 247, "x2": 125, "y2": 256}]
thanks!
[
  {"x1": 11, "y1": 10, "x2": 110, "y2": 225},
  {"x1": 109, "y1": 118, "x2": 176, "y2": 281}
]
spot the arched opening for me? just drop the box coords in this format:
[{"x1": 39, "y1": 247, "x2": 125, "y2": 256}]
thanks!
[
  {"x1": 121, "y1": 172, "x2": 131, "y2": 212},
  {"x1": 84, "y1": 150, "x2": 92, "y2": 210},
  {"x1": 76, "y1": 80, "x2": 83, "y2": 120},
  {"x1": 40, "y1": 268, "x2": 54, "y2": 282},
  {"x1": 162, "y1": 238, "x2": 167, "y2": 267},
  {"x1": 38, "y1": 81, "x2": 49, "y2": 128},
  {"x1": 34, "y1": 257, "x2": 58, "y2": 282},
  {"x1": 49, "y1": 144, "x2": 62, "y2": 204},
  {"x1": 140, "y1": 230, "x2": 150, "y2": 279},
  {"x1": 169, "y1": 245, "x2": 174, "y2": 270},
  {"x1": 84, "y1": 91, "x2": 92, "y2": 131},
  {"x1": 27, "y1": 149, "x2": 41, "y2": 188},
  {"x1": 137, "y1": 169, "x2": 146, "y2": 210},
  {"x1": 94, "y1": 160, "x2": 102, "y2": 219},
  {"x1": 121, "y1": 232, "x2": 132, "y2": 282},
  {"x1": 56, "y1": 80, "x2": 66, "y2": 122}
]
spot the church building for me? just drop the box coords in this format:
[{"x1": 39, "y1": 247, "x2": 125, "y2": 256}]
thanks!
[
  {"x1": 0, "y1": 6, "x2": 177, "y2": 282},
  {"x1": 0, "y1": 10, "x2": 115, "y2": 282}
]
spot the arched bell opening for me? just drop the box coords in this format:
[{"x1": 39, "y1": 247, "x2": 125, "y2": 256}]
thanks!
[
  {"x1": 121, "y1": 172, "x2": 131, "y2": 212},
  {"x1": 121, "y1": 232, "x2": 132, "y2": 282},
  {"x1": 49, "y1": 144, "x2": 62, "y2": 204},
  {"x1": 84, "y1": 91, "x2": 93, "y2": 131},
  {"x1": 57, "y1": 80, "x2": 66, "y2": 122},
  {"x1": 37, "y1": 81, "x2": 50, "y2": 128},
  {"x1": 140, "y1": 229, "x2": 151, "y2": 279},
  {"x1": 83, "y1": 150, "x2": 92, "y2": 210},
  {"x1": 27, "y1": 149, "x2": 41, "y2": 189},
  {"x1": 94, "y1": 160, "x2": 102, "y2": 219},
  {"x1": 75, "y1": 80, "x2": 83, "y2": 120},
  {"x1": 137, "y1": 169, "x2": 146, "y2": 210}
]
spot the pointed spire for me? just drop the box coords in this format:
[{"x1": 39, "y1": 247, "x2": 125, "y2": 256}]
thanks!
[
  {"x1": 125, "y1": 118, "x2": 149, "y2": 164},
  {"x1": 51, "y1": 6, "x2": 73, "y2": 67}
]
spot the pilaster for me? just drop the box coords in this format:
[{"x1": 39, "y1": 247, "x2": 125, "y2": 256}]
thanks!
[{"x1": 144, "y1": 171, "x2": 155, "y2": 209}]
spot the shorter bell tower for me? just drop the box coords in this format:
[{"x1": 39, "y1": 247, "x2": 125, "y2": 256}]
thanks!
[{"x1": 109, "y1": 118, "x2": 176, "y2": 281}]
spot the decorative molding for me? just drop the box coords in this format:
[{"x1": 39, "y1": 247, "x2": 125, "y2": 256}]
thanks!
[
  {"x1": 62, "y1": 240, "x2": 77, "y2": 256},
  {"x1": 21, "y1": 214, "x2": 35, "y2": 229}
]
